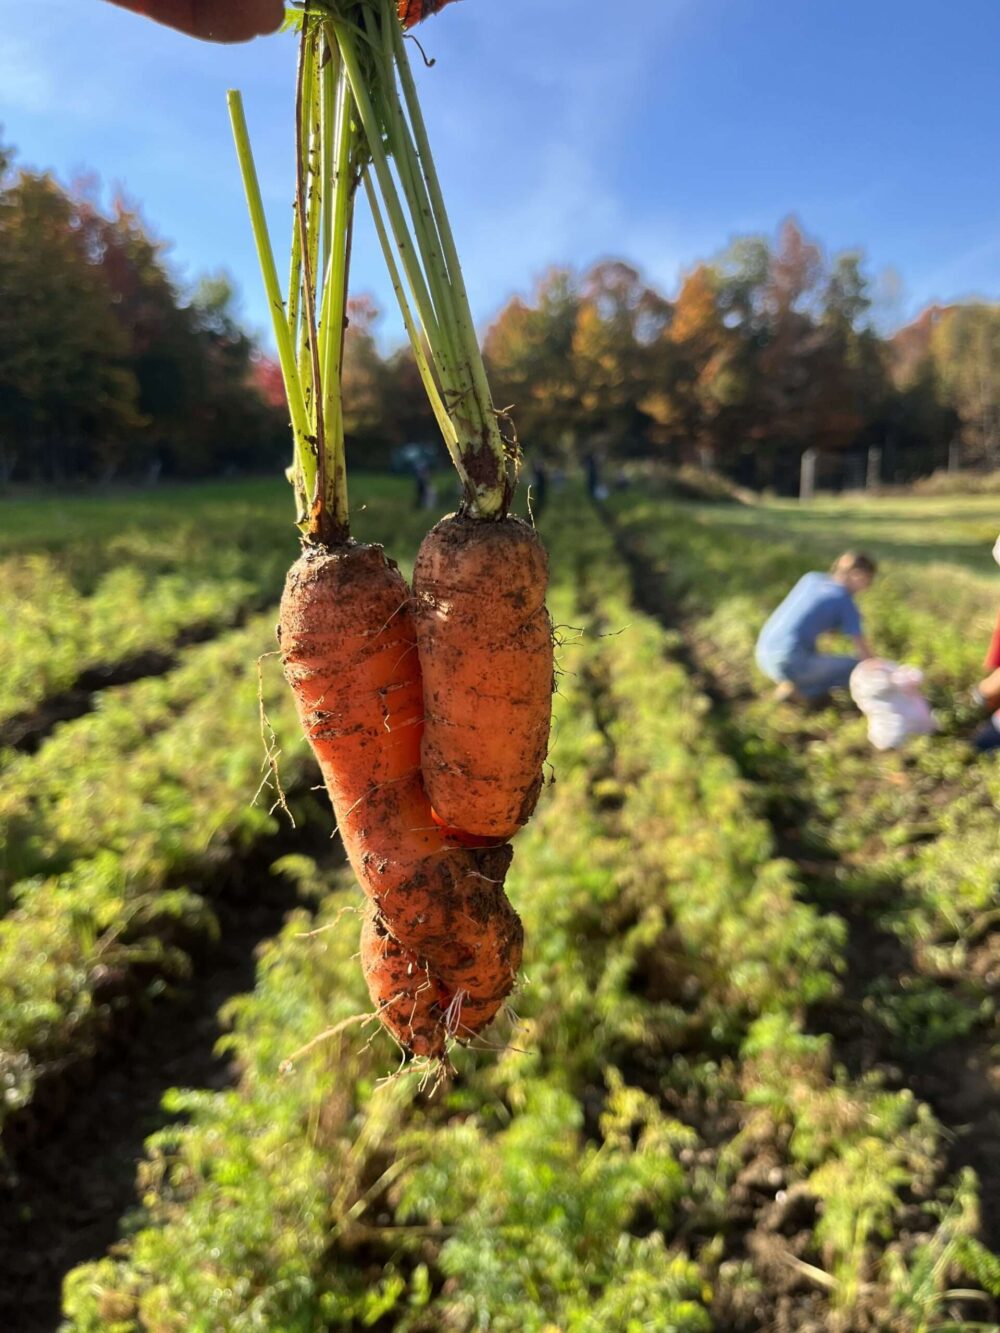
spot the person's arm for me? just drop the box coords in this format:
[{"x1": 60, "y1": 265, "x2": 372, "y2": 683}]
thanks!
[
  {"x1": 840, "y1": 596, "x2": 872, "y2": 660},
  {"x1": 984, "y1": 608, "x2": 1000, "y2": 671},
  {"x1": 105, "y1": 0, "x2": 283, "y2": 42}
]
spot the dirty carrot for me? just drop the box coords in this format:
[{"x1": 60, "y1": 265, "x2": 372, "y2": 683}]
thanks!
[
  {"x1": 415, "y1": 514, "x2": 552, "y2": 838},
  {"x1": 331, "y1": 0, "x2": 554, "y2": 840},
  {"x1": 278, "y1": 543, "x2": 523, "y2": 1053}
]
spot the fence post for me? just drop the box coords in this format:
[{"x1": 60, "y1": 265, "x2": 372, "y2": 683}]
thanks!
[{"x1": 799, "y1": 447, "x2": 817, "y2": 500}]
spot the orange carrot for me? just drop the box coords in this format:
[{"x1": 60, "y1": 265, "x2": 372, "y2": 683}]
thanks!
[
  {"x1": 360, "y1": 912, "x2": 448, "y2": 1058},
  {"x1": 327, "y1": 6, "x2": 554, "y2": 837},
  {"x1": 397, "y1": 0, "x2": 460, "y2": 26},
  {"x1": 413, "y1": 514, "x2": 554, "y2": 840},
  {"x1": 232, "y1": 5, "x2": 524, "y2": 1058},
  {"x1": 279, "y1": 542, "x2": 522, "y2": 1053}
]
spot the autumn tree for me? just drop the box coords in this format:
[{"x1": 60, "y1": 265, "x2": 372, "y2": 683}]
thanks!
[
  {"x1": 484, "y1": 268, "x2": 583, "y2": 458},
  {"x1": 642, "y1": 264, "x2": 734, "y2": 466},
  {"x1": 0, "y1": 142, "x2": 284, "y2": 483},
  {"x1": 889, "y1": 306, "x2": 961, "y2": 476},
  {"x1": 571, "y1": 261, "x2": 670, "y2": 456}
]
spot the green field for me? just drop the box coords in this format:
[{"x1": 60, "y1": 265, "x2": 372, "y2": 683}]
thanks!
[{"x1": 1, "y1": 477, "x2": 999, "y2": 1331}]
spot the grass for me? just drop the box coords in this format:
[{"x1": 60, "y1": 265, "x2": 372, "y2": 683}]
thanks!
[{"x1": 682, "y1": 492, "x2": 1000, "y2": 573}]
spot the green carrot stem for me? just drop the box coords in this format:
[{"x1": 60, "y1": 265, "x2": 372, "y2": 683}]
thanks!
[
  {"x1": 389, "y1": 4, "x2": 510, "y2": 510},
  {"x1": 320, "y1": 41, "x2": 336, "y2": 289},
  {"x1": 294, "y1": 23, "x2": 328, "y2": 525},
  {"x1": 377, "y1": 64, "x2": 487, "y2": 461},
  {"x1": 363, "y1": 169, "x2": 464, "y2": 475},
  {"x1": 330, "y1": 19, "x2": 443, "y2": 360},
  {"x1": 286, "y1": 199, "x2": 302, "y2": 346},
  {"x1": 366, "y1": 7, "x2": 475, "y2": 437},
  {"x1": 226, "y1": 90, "x2": 312, "y2": 495},
  {"x1": 316, "y1": 63, "x2": 355, "y2": 530}
]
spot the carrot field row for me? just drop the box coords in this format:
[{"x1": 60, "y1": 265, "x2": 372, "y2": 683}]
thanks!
[
  {"x1": 0, "y1": 479, "x2": 437, "y2": 1139},
  {"x1": 608, "y1": 491, "x2": 1000, "y2": 996},
  {"x1": 0, "y1": 614, "x2": 307, "y2": 1134},
  {"x1": 57, "y1": 493, "x2": 999, "y2": 1331},
  {"x1": 0, "y1": 477, "x2": 436, "y2": 735}
]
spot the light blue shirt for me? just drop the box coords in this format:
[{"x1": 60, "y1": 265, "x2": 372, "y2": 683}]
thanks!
[{"x1": 756, "y1": 572, "x2": 862, "y2": 665}]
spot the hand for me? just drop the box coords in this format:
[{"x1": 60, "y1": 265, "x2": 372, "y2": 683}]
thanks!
[{"x1": 106, "y1": 0, "x2": 284, "y2": 42}]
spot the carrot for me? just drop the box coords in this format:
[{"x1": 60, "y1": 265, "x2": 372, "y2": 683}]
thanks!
[
  {"x1": 397, "y1": 0, "x2": 460, "y2": 26},
  {"x1": 360, "y1": 912, "x2": 448, "y2": 1058},
  {"x1": 280, "y1": 543, "x2": 523, "y2": 1051},
  {"x1": 330, "y1": 6, "x2": 555, "y2": 839},
  {"x1": 414, "y1": 514, "x2": 554, "y2": 839},
  {"x1": 235, "y1": 8, "x2": 531, "y2": 1057}
]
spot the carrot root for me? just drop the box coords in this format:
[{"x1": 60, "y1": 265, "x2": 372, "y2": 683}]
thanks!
[
  {"x1": 413, "y1": 514, "x2": 554, "y2": 839},
  {"x1": 280, "y1": 541, "x2": 523, "y2": 1057}
]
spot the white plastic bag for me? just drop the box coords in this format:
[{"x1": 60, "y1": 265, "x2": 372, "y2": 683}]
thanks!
[{"x1": 849, "y1": 659, "x2": 937, "y2": 751}]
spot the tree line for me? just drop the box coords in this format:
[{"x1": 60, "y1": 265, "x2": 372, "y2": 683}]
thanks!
[
  {"x1": 0, "y1": 140, "x2": 286, "y2": 485},
  {"x1": 2, "y1": 138, "x2": 997, "y2": 491},
  {"x1": 478, "y1": 223, "x2": 999, "y2": 490},
  {"x1": 347, "y1": 220, "x2": 998, "y2": 491}
]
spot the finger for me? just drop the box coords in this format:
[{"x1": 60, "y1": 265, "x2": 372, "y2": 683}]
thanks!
[{"x1": 106, "y1": 0, "x2": 284, "y2": 42}]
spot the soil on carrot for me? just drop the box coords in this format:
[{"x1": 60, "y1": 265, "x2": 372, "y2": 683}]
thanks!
[
  {"x1": 603, "y1": 503, "x2": 1000, "y2": 1259},
  {"x1": 0, "y1": 821, "x2": 336, "y2": 1333}
]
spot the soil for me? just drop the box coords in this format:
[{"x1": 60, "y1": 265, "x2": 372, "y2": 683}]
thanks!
[{"x1": 0, "y1": 817, "x2": 340, "y2": 1333}]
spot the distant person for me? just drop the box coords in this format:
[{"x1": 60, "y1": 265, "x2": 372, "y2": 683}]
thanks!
[
  {"x1": 971, "y1": 531, "x2": 1000, "y2": 709},
  {"x1": 413, "y1": 461, "x2": 434, "y2": 511},
  {"x1": 530, "y1": 461, "x2": 548, "y2": 517},
  {"x1": 584, "y1": 451, "x2": 601, "y2": 501},
  {"x1": 755, "y1": 552, "x2": 877, "y2": 703},
  {"x1": 972, "y1": 709, "x2": 1000, "y2": 754},
  {"x1": 105, "y1": 0, "x2": 283, "y2": 42}
]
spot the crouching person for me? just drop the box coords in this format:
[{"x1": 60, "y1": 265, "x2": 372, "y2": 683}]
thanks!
[{"x1": 755, "y1": 552, "x2": 877, "y2": 703}]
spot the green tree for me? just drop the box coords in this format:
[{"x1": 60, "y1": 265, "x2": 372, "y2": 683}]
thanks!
[
  {"x1": 0, "y1": 162, "x2": 143, "y2": 481},
  {"x1": 0, "y1": 144, "x2": 284, "y2": 483},
  {"x1": 930, "y1": 304, "x2": 1000, "y2": 467},
  {"x1": 571, "y1": 260, "x2": 670, "y2": 456},
  {"x1": 484, "y1": 268, "x2": 583, "y2": 458}
]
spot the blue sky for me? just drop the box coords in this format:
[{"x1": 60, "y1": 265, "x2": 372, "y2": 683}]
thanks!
[{"x1": 2, "y1": 0, "x2": 999, "y2": 349}]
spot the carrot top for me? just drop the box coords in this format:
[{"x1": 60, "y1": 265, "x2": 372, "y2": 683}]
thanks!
[
  {"x1": 320, "y1": 0, "x2": 518, "y2": 517},
  {"x1": 231, "y1": 0, "x2": 516, "y2": 524},
  {"x1": 229, "y1": 14, "x2": 362, "y2": 544}
]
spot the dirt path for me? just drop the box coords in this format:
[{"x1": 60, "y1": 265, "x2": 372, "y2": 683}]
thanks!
[
  {"x1": 603, "y1": 506, "x2": 1000, "y2": 1256},
  {"x1": 0, "y1": 823, "x2": 338, "y2": 1333}
]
